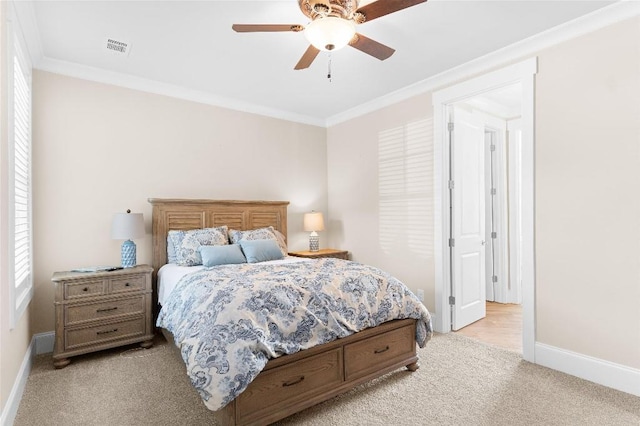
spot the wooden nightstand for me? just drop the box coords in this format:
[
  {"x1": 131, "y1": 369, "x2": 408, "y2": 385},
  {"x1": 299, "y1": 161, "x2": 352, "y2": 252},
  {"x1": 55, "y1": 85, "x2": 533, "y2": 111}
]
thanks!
[
  {"x1": 289, "y1": 248, "x2": 349, "y2": 260},
  {"x1": 51, "y1": 264, "x2": 154, "y2": 368}
]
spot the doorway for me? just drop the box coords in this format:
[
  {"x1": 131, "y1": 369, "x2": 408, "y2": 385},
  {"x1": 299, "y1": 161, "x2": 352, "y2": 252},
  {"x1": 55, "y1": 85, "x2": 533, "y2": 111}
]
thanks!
[
  {"x1": 433, "y1": 58, "x2": 537, "y2": 362},
  {"x1": 455, "y1": 302, "x2": 523, "y2": 352},
  {"x1": 460, "y1": 86, "x2": 524, "y2": 306}
]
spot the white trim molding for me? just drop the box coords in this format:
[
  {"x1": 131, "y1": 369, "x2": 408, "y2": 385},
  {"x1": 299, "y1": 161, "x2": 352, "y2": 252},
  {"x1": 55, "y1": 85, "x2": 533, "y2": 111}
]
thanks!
[
  {"x1": 0, "y1": 339, "x2": 33, "y2": 426},
  {"x1": 34, "y1": 331, "x2": 55, "y2": 355},
  {"x1": 36, "y1": 57, "x2": 326, "y2": 128},
  {"x1": 536, "y1": 343, "x2": 640, "y2": 397},
  {"x1": 326, "y1": 1, "x2": 640, "y2": 126},
  {"x1": 432, "y1": 57, "x2": 537, "y2": 363},
  {"x1": 12, "y1": 0, "x2": 640, "y2": 128},
  {"x1": 0, "y1": 332, "x2": 54, "y2": 425}
]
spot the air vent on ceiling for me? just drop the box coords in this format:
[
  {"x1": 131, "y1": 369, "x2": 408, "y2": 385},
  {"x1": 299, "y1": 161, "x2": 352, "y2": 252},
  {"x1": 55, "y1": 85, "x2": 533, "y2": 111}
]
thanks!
[{"x1": 104, "y1": 38, "x2": 131, "y2": 56}]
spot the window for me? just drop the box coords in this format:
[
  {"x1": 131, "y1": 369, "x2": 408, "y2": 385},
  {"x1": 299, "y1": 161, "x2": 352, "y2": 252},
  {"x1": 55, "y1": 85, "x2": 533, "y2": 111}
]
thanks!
[
  {"x1": 378, "y1": 118, "x2": 433, "y2": 259},
  {"x1": 8, "y1": 15, "x2": 33, "y2": 328}
]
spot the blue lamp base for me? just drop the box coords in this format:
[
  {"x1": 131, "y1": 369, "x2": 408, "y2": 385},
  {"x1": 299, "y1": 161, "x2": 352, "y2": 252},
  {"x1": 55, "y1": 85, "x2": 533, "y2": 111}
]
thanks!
[
  {"x1": 309, "y1": 232, "x2": 319, "y2": 252},
  {"x1": 121, "y1": 239, "x2": 137, "y2": 268}
]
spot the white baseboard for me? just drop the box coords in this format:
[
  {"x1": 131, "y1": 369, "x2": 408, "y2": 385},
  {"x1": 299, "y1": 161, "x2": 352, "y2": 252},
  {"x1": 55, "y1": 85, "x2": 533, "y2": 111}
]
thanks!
[
  {"x1": 0, "y1": 332, "x2": 54, "y2": 426},
  {"x1": 535, "y1": 342, "x2": 640, "y2": 397},
  {"x1": 0, "y1": 339, "x2": 33, "y2": 426},
  {"x1": 34, "y1": 331, "x2": 55, "y2": 355}
]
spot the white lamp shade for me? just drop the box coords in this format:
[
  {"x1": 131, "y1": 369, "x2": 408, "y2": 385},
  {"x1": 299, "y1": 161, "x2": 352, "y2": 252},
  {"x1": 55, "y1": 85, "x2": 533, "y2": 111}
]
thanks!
[
  {"x1": 304, "y1": 17, "x2": 356, "y2": 52},
  {"x1": 111, "y1": 212, "x2": 145, "y2": 240},
  {"x1": 303, "y1": 211, "x2": 325, "y2": 232}
]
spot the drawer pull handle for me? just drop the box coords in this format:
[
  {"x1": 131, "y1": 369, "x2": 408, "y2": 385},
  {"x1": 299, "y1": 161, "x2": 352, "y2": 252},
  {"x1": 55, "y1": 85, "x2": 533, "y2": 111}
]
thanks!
[
  {"x1": 96, "y1": 307, "x2": 118, "y2": 313},
  {"x1": 282, "y1": 376, "x2": 305, "y2": 387},
  {"x1": 96, "y1": 328, "x2": 118, "y2": 335},
  {"x1": 125, "y1": 283, "x2": 130, "y2": 287},
  {"x1": 82, "y1": 287, "x2": 89, "y2": 292},
  {"x1": 374, "y1": 346, "x2": 390, "y2": 354}
]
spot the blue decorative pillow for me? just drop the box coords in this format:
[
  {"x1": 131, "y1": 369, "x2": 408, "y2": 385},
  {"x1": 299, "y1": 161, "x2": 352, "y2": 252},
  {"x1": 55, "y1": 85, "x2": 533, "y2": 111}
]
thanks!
[
  {"x1": 199, "y1": 244, "x2": 246, "y2": 267},
  {"x1": 168, "y1": 226, "x2": 229, "y2": 266},
  {"x1": 239, "y1": 239, "x2": 284, "y2": 263},
  {"x1": 228, "y1": 226, "x2": 287, "y2": 256}
]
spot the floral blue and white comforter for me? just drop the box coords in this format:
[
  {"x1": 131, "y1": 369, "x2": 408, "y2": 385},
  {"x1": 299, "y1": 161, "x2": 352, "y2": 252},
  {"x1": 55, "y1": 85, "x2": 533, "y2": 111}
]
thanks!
[{"x1": 157, "y1": 258, "x2": 432, "y2": 411}]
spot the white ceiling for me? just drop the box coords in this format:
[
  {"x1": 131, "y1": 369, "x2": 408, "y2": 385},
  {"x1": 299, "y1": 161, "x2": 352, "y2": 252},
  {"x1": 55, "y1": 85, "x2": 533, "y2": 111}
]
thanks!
[
  {"x1": 460, "y1": 83, "x2": 522, "y2": 120},
  {"x1": 18, "y1": 0, "x2": 622, "y2": 125}
]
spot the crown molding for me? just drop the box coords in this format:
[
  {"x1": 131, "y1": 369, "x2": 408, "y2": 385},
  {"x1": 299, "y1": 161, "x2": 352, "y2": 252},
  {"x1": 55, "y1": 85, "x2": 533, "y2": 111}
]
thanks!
[
  {"x1": 36, "y1": 57, "x2": 325, "y2": 127},
  {"x1": 11, "y1": 0, "x2": 43, "y2": 62},
  {"x1": 13, "y1": 0, "x2": 639, "y2": 129},
  {"x1": 325, "y1": 0, "x2": 640, "y2": 127}
]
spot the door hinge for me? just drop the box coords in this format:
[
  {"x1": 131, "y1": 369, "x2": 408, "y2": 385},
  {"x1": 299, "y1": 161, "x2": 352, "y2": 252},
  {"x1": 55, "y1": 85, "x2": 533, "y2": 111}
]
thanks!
[
  {"x1": 448, "y1": 122, "x2": 454, "y2": 131},
  {"x1": 491, "y1": 188, "x2": 497, "y2": 195},
  {"x1": 449, "y1": 296, "x2": 456, "y2": 305},
  {"x1": 491, "y1": 231, "x2": 497, "y2": 239},
  {"x1": 492, "y1": 275, "x2": 498, "y2": 283},
  {"x1": 448, "y1": 180, "x2": 455, "y2": 190},
  {"x1": 449, "y1": 238, "x2": 455, "y2": 247},
  {"x1": 490, "y1": 144, "x2": 496, "y2": 152}
]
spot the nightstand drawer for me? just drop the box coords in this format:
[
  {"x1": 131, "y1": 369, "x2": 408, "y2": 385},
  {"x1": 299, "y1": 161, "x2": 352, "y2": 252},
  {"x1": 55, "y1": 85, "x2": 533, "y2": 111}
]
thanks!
[
  {"x1": 110, "y1": 275, "x2": 145, "y2": 293},
  {"x1": 65, "y1": 317, "x2": 146, "y2": 350},
  {"x1": 64, "y1": 279, "x2": 104, "y2": 299},
  {"x1": 65, "y1": 296, "x2": 145, "y2": 326}
]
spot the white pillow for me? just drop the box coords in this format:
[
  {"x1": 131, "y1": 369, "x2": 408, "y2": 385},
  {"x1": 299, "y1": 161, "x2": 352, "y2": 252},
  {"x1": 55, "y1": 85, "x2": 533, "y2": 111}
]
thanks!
[
  {"x1": 168, "y1": 226, "x2": 229, "y2": 266},
  {"x1": 228, "y1": 226, "x2": 287, "y2": 257}
]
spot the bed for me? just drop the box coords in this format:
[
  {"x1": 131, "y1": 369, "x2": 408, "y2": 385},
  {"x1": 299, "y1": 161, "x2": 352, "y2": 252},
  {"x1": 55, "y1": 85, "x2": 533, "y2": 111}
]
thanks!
[{"x1": 149, "y1": 198, "x2": 432, "y2": 426}]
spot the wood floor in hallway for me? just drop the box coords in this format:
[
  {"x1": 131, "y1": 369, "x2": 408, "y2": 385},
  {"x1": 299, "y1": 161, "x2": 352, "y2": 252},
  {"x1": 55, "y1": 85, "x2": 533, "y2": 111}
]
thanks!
[{"x1": 454, "y1": 302, "x2": 522, "y2": 353}]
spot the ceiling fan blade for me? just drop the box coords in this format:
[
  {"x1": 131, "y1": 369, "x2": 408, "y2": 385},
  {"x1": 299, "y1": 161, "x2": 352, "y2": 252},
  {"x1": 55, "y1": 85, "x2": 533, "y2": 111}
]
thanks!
[
  {"x1": 349, "y1": 34, "x2": 395, "y2": 61},
  {"x1": 232, "y1": 24, "x2": 303, "y2": 33},
  {"x1": 294, "y1": 45, "x2": 320, "y2": 70},
  {"x1": 356, "y1": 0, "x2": 427, "y2": 23}
]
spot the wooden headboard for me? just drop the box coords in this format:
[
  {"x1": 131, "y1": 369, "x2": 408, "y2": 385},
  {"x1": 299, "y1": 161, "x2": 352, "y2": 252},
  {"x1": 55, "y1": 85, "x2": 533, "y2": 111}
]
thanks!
[{"x1": 147, "y1": 198, "x2": 289, "y2": 302}]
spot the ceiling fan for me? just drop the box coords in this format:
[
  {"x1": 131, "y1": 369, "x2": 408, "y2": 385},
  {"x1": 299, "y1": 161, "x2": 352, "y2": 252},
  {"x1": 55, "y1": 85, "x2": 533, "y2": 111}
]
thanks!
[{"x1": 232, "y1": 0, "x2": 427, "y2": 70}]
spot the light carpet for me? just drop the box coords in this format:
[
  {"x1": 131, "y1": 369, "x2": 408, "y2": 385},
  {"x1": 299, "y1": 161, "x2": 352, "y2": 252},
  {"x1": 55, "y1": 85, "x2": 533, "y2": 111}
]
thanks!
[{"x1": 14, "y1": 333, "x2": 640, "y2": 425}]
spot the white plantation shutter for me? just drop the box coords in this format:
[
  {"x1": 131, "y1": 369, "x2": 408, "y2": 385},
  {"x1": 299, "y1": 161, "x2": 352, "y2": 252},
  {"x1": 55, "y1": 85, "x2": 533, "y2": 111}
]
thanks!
[{"x1": 9, "y1": 18, "x2": 33, "y2": 326}]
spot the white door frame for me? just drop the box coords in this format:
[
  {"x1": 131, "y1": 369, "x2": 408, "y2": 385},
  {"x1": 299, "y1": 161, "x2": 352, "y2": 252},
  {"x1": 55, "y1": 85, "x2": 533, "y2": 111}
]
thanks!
[{"x1": 433, "y1": 57, "x2": 537, "y2": 362}]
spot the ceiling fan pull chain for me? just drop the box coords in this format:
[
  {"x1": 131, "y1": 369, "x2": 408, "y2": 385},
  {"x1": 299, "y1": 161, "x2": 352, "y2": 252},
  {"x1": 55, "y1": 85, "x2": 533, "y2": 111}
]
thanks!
[{"x1": 327, "y1": 53, "x2": 332, "y2": 82}]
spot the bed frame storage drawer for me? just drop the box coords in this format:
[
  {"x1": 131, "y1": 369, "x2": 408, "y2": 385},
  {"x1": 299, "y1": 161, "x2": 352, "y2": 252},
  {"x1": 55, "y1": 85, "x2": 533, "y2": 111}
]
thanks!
[
  {"x1": 236, "y1": 348, "x2": 343, "y2": 425},
  {"x1": 207, "y1": 319, "x2": 419, "y2": 426},
  {"x1": 344, "y1": 322, "x2": 416, "y2": 381}
]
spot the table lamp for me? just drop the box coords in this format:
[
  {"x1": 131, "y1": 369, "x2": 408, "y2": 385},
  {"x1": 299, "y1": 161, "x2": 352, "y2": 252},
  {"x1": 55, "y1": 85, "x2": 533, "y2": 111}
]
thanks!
[
  {"x1": 303, "y1": 211, "x2": 325, "y2": 252},
  {"x1": 111, "y1": 210, "x2": 145, "y2": 268}
]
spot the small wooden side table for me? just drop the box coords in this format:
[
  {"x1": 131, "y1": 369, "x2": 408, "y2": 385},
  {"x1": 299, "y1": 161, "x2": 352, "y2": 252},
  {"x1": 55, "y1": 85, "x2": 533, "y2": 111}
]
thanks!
[
  {"x1": 51, "y1": 264, "x2": 154, "y2": 368},
  {"x1": 288, "y1": 248, "x2": 349, "y2": 260}
]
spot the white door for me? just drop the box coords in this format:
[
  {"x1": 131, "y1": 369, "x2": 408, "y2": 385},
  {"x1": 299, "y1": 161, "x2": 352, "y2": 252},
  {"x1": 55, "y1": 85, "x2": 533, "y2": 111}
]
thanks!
[{"x1": 450, "y1": 107, "x2": 486, "y2": 330}]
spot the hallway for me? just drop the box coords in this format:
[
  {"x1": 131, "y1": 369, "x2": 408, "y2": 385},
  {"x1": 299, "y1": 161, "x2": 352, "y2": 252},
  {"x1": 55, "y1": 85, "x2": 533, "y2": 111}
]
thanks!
[{"x1": 454, "y1": 302, "x2": 522, "y2": 353}]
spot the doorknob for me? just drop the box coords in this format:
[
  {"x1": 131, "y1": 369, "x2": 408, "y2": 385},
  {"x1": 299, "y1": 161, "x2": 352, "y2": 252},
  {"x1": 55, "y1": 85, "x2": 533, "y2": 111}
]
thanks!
[{"x1": 481, "y1": 240, "x2": 486, "y2": 246}]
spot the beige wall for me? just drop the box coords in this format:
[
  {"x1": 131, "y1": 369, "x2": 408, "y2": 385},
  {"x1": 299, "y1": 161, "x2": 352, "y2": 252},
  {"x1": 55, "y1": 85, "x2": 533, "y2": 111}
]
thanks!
[
  {"x1": 535, "y1": 17, "x2": 640, "y2": 368},
  {"x1": 30, "y1": 71, "x2": 328, "y2": 335},
  {"x1": 327, "y1": 95, "x2": 435, "y2": 312},
  {"x1": 327, "y1": 17, "x2": 640, "y2": 369}
]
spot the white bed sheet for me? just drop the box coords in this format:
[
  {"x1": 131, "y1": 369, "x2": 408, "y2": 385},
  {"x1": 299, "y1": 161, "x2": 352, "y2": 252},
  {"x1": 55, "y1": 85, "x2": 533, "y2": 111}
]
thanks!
[{"x1": 157, "y1": 256, "x2": 310, "y2": 306}]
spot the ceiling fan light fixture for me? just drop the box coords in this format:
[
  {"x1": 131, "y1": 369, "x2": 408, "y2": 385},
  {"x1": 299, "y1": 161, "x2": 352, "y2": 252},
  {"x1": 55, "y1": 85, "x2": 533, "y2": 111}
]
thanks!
[{"x1": 304, "y1": 16, "x2": 356, "y2": 52}]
